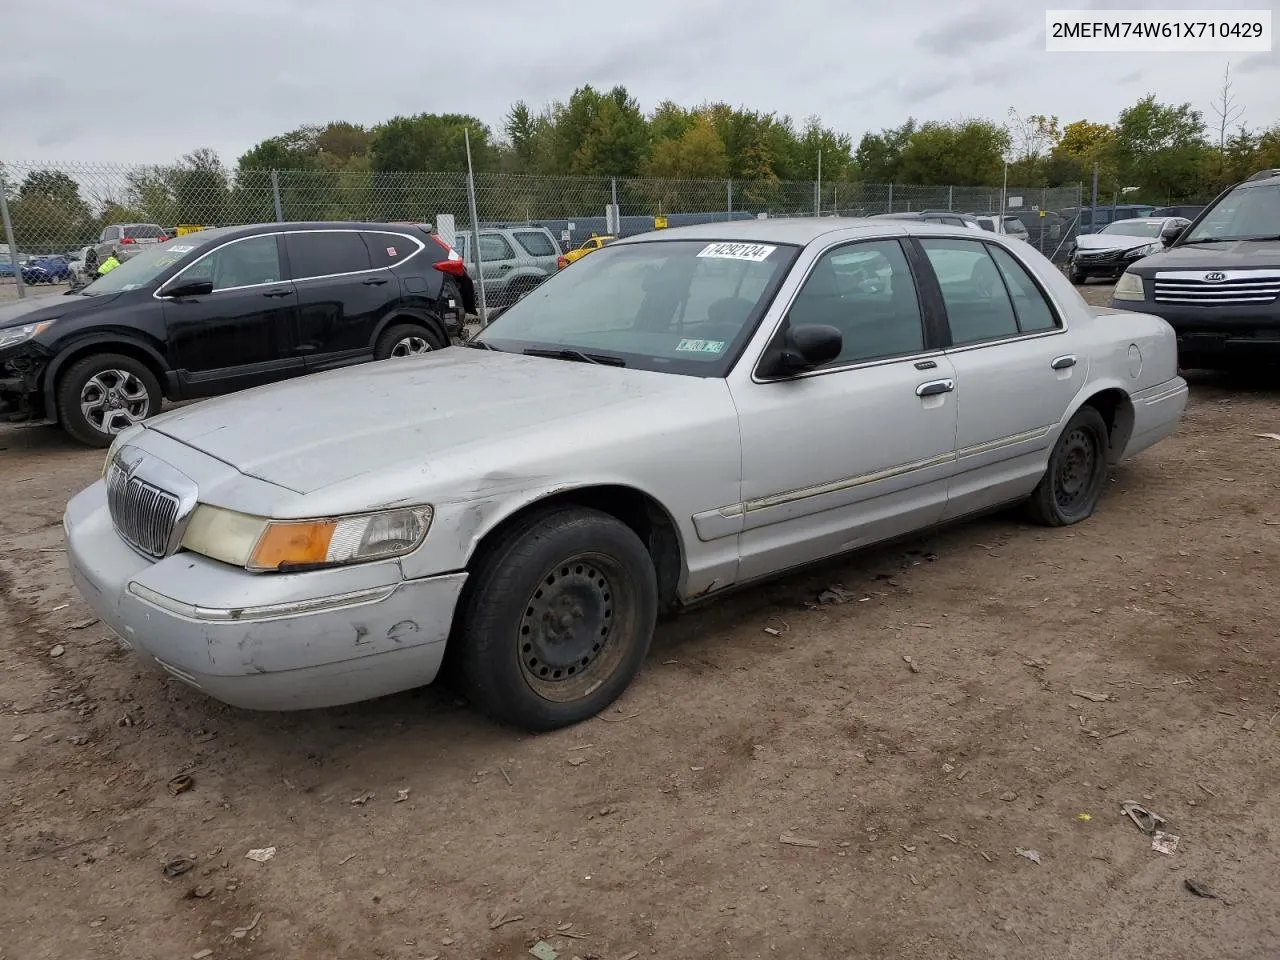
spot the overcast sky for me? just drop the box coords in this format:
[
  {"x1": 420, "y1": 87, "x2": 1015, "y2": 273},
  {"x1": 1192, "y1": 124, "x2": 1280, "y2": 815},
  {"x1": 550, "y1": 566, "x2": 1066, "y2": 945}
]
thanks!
[{"x1": 4, "y1": 0, "x2": 1278, "y2": 166}]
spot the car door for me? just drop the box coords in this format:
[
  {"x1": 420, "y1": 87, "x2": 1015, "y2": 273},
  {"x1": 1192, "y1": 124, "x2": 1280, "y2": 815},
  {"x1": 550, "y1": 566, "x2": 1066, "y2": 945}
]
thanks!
[
  {"x1": 161, "y1": 233, "x2": 303, "y2": 397},
  {"x1": 728, "y1": 238, "x2": 959, "y2": 583},
  {"x1": 913, "y1": 236, "x2": 1086, "y2": 521},
  {"x1": 285, "y1": 229, "x2": 392, "y2": 371}
]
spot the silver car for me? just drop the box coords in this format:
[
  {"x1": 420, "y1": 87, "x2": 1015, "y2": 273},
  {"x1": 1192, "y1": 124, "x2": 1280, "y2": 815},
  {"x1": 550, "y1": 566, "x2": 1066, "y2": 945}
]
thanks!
[
  {"x1": 64, "y1": 219, "x2": 1188, "y2": 731},
  {"x1": 450, "y1": 225, "x2": 562, "y2": 308}
]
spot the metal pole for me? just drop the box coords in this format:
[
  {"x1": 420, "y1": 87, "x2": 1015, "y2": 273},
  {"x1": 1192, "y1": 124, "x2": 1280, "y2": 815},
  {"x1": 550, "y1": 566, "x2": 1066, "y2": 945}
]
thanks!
[
  {"x1": 0, "y1": 174, "x2": 25, "y2": 300},
  {"x1": 887, "y1": 183, "x2": 893, "y2": 213},
  {"x1": 610, "y1": 177, "x2": 618, "y2": 234},
  {"x1": 464, "y1": 129, "x2": 488, "y2": 327},
  {"x1": 270, "y1": 169, "x2": 284, "y2": 222},
  {"x1": 1089, "y1": 162, "x2": 1099, "y2": 235},
  {"x1": 814, "y1": 149, "x2": 822, "y2": 217},
  {"x1": 948, "y1": 185, "x2": 954, "y2": 211},
  {"x1": 727, "y1": 180, "x2": 733, "y2": 221},
  {"x1": 1000, "y1": 162, "x2": 1008, "y2": 218}
]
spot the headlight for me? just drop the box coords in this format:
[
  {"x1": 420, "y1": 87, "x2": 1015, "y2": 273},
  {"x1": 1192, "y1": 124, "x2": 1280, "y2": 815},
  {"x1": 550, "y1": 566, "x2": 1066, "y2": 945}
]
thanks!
[
  {"x1": 181, "y1": 504, "x2": 434, "y2": 572},
  {"x1": 0, "y1": 319, "x2": 55, "y2": 351},
  {"x1": 1125, "y1": 242, "x2": 1162, "y2": 258},
  {"x1": 1113, "y1": 271, "x2": 1146, "y2": 301}
]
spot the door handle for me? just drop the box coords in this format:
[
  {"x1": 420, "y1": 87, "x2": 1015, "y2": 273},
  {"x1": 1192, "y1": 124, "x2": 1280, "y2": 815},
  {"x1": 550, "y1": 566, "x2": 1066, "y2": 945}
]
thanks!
[
  {"x1": 262, "y1": 288, "x2": 292, "y2": 298},
  {"x1": 362, "y1": 277, "x2": 388, "y2": 286},
  {"x1": 916, "y1": 378, "x2": 955, "y2": 397},
  {"x1": 1051, "y1": 354, "x2": 1077, "y2": 370}
]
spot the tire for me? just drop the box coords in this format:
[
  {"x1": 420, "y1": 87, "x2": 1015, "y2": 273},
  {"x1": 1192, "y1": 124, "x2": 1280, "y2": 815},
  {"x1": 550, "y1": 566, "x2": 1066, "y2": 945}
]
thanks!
[
  {"x1": 84, "y1": 250, "x2": 99, "y2": 273},
  {"x1": 1067, "y1": 262, "x2": 1086, "y2": 285},
  {"x1": 1026, "y1": 405, "x2": 1110, "y2": 526},
  {"x1": 374, "y1": 322, "x2": 445, "y2": 360},
  {"x1": 454, "y1": 506, "x2": 659, "y2": 731},
  {"x1": 56, "y1": 353, "x2": 163, "y2": 448}
]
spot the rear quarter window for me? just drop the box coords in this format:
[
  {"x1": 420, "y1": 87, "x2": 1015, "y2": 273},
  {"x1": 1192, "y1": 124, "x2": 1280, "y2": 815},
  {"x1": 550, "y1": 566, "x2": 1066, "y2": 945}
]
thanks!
[
  {"x1": 513, "y1": 230, "x2": 558, "y2": 258},
  {"x1": 362, "y1": 232, "x2": 420, "y2": 269}
]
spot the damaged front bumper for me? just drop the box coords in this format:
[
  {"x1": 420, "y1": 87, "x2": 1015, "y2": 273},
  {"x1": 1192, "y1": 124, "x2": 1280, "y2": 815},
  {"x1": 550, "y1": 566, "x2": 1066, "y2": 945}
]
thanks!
[
  {"x1": 64, "y1": 480, "x2": 468, "y2": 711},
  {"x1": 0, "y1": 348, "x2": 50, "y2": 424}
]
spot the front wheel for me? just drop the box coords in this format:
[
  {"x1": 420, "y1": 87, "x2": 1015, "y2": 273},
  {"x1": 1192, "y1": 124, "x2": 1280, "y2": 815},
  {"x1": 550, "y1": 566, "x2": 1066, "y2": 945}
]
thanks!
[
  {"x1": 1067, "y1": 262, "x2": 1086, "y2": 285},
  {"x1": 56, "y1": 353, "x2": 163, "y2": 447},
  {"x1": 1026, "y1": 406, "x2": 1110, "y2": 526},
  {"x1": 454, "y1": 506, "x2": 658, "y2": 731}
]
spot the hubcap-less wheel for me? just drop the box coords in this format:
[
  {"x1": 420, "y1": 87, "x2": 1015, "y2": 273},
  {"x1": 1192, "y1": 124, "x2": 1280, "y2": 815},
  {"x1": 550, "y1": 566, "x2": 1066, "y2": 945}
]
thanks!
[
  {"x1": 1054, "y1": 425, "x2": 1099, "y2": 513},
  {"x1": 80, "y1": 369, "x2": 150, "y2": 435},
  {"x1": 518, "y1": 552, "x2": 630, "y2": 703},
  {"x1": 390, "y1": 335, "x2": 432, "y2": 357}
]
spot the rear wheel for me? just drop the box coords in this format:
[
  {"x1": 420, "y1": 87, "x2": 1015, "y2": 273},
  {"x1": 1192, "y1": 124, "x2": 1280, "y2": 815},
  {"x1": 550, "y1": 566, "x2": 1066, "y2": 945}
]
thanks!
[
  {"x1": 1027, "y1": 406, "x2": 1110, "y2": 526},
  {"x1": 374, "y1": 322, "x2": 445, "y2": 360},
  {"x1": 454, "y1": 506, "x2": 658, "y2": 731},
  {"x1": 57, "y1": 353, "x2": 162, "y2": 448}
]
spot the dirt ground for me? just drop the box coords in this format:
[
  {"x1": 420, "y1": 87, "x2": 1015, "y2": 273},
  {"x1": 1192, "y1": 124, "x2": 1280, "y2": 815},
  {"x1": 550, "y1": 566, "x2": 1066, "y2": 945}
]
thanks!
[{"x1": 2, "y1": 282, "x2": 1278, "y2": 960}]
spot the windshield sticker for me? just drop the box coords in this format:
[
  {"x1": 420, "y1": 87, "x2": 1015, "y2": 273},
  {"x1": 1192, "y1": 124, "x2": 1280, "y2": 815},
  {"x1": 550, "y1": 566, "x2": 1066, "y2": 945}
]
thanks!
[
  {"x1": 675, "y1": 338, "x2": 726, "y2": 354},
  {"x1": 167, "y1": 244, "x2": 195, "y2": 253},
  {"x1": 697, "y1": 242, "x2": 776, "y2": 262}
]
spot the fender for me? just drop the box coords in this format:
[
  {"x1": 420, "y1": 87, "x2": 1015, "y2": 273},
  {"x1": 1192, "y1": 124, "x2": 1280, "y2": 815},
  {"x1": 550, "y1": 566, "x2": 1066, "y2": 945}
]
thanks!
[
  {"x1": 370, "y1": 307, "x2": 448, "y2": 348},
  {"x1": 42, "y1": 334, "x2": 172, "y2": 424}
]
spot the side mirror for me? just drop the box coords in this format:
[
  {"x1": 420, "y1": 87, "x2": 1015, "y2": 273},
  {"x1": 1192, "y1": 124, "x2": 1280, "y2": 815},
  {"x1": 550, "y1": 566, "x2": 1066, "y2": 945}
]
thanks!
[
  {"x1": 1160, "y1": 223, "x2": 1184, "y2": 245},
  {"x1": 161, "y1": 278, "x2": 214, "y2": 299},
  {"x1": 758, "y1": 323, "x2": 843, "y2": 378}
]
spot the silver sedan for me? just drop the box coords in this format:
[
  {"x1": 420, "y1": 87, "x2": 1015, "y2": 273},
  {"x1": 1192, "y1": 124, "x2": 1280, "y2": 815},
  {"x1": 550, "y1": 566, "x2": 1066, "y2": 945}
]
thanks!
[{"x1": 64, "y1": 218, "x2": 1188, "y2": 731}]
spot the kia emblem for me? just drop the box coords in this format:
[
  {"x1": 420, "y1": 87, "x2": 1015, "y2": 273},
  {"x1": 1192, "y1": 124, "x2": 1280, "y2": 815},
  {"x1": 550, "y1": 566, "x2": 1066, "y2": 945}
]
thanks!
[{"x1": 1204, "y1": 271, "x2": 1227, "y2": 282}]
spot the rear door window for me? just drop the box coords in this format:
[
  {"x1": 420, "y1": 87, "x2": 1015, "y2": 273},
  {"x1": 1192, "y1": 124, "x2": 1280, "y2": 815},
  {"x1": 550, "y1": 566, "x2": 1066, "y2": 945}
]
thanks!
[
  {"x1": 918, "y1": 238, "x2": 1020, "y2": 345},
  {"x1": 478, "y1": 233, "x2": 516, "y2": 262},
  {"x1": 361, "y1": 231, "x2": 419, "y2": 269},
  {"x1": 286, "y1": 231, "x2": 372, "y2": 279}
]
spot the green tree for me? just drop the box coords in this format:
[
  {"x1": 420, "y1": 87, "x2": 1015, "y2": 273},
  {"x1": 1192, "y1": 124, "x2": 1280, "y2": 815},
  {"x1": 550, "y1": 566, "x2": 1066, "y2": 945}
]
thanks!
[
  {"x1": 897, "y1": 120, "x2": 1010, "y2": 185},
  {"x1": 369, "y1": 113, "x2": 495, "y2": 172},
  {"x1": 854, "y1": 120, "x2": 916, "y2": 183},
  {"x1": 1113, "y1": 95, "x2": 1207, "y2": 201},
  {"x1": 1046, "y1": 120, "x2": 1117, "y2": 187}
]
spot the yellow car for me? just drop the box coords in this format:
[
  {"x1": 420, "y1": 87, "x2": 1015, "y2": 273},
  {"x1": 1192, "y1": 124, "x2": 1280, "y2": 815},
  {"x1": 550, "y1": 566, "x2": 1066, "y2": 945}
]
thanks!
[{"x1": 558, "y1": 234, "x2": 615, "y2": 269}]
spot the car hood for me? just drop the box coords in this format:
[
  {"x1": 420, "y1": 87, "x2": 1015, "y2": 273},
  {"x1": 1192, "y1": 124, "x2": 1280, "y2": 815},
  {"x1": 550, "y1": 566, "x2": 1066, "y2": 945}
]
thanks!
[
  {"x1": 1075, "y1": 233, "x2": 1157, "y2": 252},
  {"x1": 0, "y1": 290, "x2": 122, "y2": 329},
  {"x1": 144, "y1": 347, "x2": 713, "y2": 494},
  {"x1": 1127, "y1": 239, "x2": 1280, "y2": 273}
]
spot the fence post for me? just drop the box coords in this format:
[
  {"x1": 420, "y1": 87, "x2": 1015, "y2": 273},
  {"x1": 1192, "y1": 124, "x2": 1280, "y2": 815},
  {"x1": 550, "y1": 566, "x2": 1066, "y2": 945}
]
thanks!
[
  {"x1": 610, "y1": 177, "x2": 618, "y2": 233},
  {"x1": 1089, "y1": 162, "x2": 1099, "y2": 236},
  {"x1": 948, "y1": 185, "x2": 954, "y2": 211},
  {"x1": 0, "y1": 173, "x2": 25, "y2": 300},
  {"x1": 464, "y1": 130, "x2": 488, "y2": 327},
  {"x1": 887, "y1": 183, "x2": 893, "y2": 213},
  {"x1": 270, "y1": 170, "x2": 284, "y2": 223},
  {"x1": 727, "y1": 180, "x2": 733, "y2": 220}
]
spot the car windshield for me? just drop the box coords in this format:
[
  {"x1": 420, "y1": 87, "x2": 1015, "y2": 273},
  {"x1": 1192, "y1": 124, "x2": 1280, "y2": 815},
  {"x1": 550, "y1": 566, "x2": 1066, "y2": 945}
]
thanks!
[
  {"x1": 1101, "y1": 220, "x2": 1162, "y2": 238},
  {"x1": 477, "y1": 238, "x2": 799, "y2": 375},
  {"x1": 1181, "y1": 182, "x2": 1280, "y2": 243},
  {"x1": 78, "y1": 235, "x2": 214, "y2": 295}
]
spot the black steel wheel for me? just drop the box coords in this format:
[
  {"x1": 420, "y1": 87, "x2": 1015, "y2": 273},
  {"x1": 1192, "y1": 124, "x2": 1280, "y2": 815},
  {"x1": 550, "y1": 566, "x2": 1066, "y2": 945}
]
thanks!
[
  {"x1": 454, "y1": 506, "x2": 658, "y2": 731},
  {"x1": 1027, "y1": 405, "x2": 1109, "y2": 526}
]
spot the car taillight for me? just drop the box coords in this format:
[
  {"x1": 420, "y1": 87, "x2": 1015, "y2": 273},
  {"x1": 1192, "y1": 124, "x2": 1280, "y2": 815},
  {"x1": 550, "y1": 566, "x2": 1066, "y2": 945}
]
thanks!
[
  {"x1": 430, "y1": 234, "x2": 466, "y2": 276},
  {"x1": 557, "y1": 255, "x2": 568, "y2": 270},
  {"x1": 120, "y1": 237, "x2": 136, "y2": 244},
  {"x1": 158, "y1": 235, "x2": 168, "y2": 242}
]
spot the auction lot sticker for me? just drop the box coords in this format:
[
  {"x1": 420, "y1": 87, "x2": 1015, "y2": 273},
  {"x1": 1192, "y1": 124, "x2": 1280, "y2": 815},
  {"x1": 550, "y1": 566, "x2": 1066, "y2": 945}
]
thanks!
[{"x1": 697, "y1": 242, "x2": 776, "y2": 262}]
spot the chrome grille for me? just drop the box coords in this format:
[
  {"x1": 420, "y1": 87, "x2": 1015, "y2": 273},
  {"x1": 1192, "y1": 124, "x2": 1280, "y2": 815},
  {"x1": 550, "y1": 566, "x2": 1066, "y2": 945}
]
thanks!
[
  {"x1": 105, "y1": 460, "x2": 181, "y2": 559},
  {"x1": 1154, "y1": 271, "x2": 1280, "y2": 305}
]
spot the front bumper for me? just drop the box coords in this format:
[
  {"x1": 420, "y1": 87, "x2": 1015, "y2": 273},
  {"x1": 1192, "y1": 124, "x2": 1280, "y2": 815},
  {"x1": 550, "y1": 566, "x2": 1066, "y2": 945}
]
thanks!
[
  {"x1": 1105, "y1": 299, "x2": 1280, "y2": 362},
  {"x1": 64, "y1": 481, "x2": 467, "y2": 711}
]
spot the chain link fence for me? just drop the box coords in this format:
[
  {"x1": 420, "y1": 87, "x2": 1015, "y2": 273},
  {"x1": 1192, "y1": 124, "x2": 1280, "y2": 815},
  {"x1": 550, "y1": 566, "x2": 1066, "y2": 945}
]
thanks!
[{"x1": 0, "y1": 161, "x2": 1083, "y2": 308}]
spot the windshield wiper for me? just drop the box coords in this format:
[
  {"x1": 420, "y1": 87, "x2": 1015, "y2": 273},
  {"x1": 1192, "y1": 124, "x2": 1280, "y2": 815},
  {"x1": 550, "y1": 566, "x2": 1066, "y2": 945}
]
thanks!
[
  {"x1": 523, "y1": 347, "x2": 626, "y2": 367},
  {"x1": 465, "y1": 339, "x2": 501, "y2": 351}
]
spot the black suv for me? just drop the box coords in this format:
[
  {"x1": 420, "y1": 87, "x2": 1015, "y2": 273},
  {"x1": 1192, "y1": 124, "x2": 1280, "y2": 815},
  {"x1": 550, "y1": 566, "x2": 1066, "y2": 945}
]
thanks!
[
  {"x1": 1109, "y1": 169, "x2": 1280, "y2": 369},
  {"x1": 0, "y1": 222, "x2": 476, "y2": 446}
]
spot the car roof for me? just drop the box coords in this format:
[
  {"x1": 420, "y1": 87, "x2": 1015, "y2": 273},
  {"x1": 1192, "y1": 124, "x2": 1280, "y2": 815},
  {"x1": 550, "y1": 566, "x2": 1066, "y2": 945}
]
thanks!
[
  {"x1": 1106, "y1": 217, "x2": 1167, "y2": 226},
  {"x1": 619, "y1": 216, "x2": 1016, "y2": 247},
  {"x1": 183, "y1": 221, "x2": 435, "y2": 244}
]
